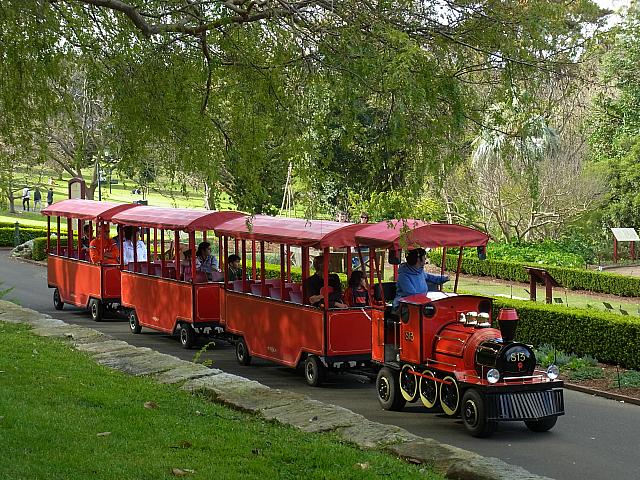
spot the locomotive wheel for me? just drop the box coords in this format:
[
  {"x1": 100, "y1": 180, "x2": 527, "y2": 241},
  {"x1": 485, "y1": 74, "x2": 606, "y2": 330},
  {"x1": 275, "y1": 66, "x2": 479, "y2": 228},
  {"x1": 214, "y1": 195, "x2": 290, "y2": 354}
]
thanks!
[
  {"x1": 129, "y1": 310, "x2": 141, "y2": 334},
  {"x1": 399, "y1": 364, "x2": 418, "y2": 402},
  {"x1": 439, "y1": 375, "x2": 460, "y2": 416},
  {"x1": 525, "y1": 416, "x2": 558, "y2": 433},
  {"x1": 235, "y1": 337, "x2": 252, "y2": 366},
  {"x1": 180, "y1": 323, "x2": 196, "y2": 349},
  {"x1": 89, "y1": 298, "x2": 103, "y2": 322},
  {"x1": 377, "y1": 367, "x2": 406, "y2": 411},
  {"x1": 419, "y1": 370, "x2": 439, "y2": 409},
  {"x1": 53, "y1": 288, "x2": 64, "y2": 310},
  {"x1": 461, "y1": 388, "x2": 496, "y2": 438},
  {"x1": 304, "y1": 355, "x2": 326, "y2": 387}
]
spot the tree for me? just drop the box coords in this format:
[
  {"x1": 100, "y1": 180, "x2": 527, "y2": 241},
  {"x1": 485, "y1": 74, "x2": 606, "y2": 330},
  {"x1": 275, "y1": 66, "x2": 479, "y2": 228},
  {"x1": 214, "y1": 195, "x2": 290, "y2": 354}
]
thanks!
[
  {"x1": 589, "y1": 2, "x2": 640, "y2": 229},
  {"x1": 0, "y1": 0, "x2": 608, "y2": 215}
]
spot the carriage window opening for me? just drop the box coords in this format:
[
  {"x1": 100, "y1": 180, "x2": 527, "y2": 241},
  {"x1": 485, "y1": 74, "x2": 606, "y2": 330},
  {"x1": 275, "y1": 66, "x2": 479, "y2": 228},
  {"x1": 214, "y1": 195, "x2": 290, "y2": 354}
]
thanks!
[{"x1": 478, "y1": 299, "x2": 491, "y2": 314}]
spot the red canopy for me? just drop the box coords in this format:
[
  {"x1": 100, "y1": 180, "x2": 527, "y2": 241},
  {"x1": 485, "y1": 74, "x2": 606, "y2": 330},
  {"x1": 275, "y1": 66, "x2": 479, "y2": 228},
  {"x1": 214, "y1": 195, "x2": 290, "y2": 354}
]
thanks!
[
  {"x1": 41, "y1": 199, "x2": 137, "y2": 221},
  {"x1": 214, "y1": 215, "x2": 370, "y2": 248},
  {"x1": 355, "y1": 219, "x2": 489, "y2": 248},
  {"x1": 111, "y1": 207, "x2": 244, "y2": 232}
]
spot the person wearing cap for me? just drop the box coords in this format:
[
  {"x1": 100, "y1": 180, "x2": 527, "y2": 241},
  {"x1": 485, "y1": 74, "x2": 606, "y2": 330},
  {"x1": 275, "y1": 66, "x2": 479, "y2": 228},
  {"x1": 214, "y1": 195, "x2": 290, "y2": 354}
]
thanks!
[
  {"x1": 392, "y1": 248, "x2": 448, "y2": 309},
  {"x1": 89, "y1": 224, "x2": 119, "y2": 264}
]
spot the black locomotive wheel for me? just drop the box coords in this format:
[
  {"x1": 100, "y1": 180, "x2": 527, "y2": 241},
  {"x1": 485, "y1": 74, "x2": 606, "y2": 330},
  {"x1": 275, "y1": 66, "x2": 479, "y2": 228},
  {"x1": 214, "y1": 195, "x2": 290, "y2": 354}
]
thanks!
[
  {"x1": 376, "y1": 367, "x2": 406, "y2": 411},
  {"x1": 399, "y1": 364, "x2": 418, "y2": 402},
  {"x1": 525, "y1": 416, "x2": 558, "y2": 433},
  {"x1": 129, "y1": 310, "x2": 141, "y2": 334},
  {"x1": 53, "y1": 288, "x2": 64, "y2": 310},
  {"x1": 439, "y1": 375, "x2": 460, "y2": 416},
  {"x1": 461, "y1": 388, "x2": 497, "y2": 438},
  {"x1": 303, "y1": 355, "x2": 326, "y2": 387},
  {"x1": 88, "y1": 298, "x2": 103, "y2": 322},
  {"x1": 235, "y1": 337, "x2": 252, "y2": 366},
  {"x1": 419, "y1": 370, "x2": 438, "y2": 409},
  {"x1": 180, "y1": 323, "x2": 196, "y2": 349}
]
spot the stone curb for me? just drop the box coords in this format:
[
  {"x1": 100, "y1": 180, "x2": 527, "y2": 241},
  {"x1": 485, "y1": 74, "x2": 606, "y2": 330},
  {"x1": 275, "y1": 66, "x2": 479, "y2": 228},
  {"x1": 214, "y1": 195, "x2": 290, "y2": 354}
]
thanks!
[{"x1": 0, "y1": 299, "x2": 552, "y2": 480}]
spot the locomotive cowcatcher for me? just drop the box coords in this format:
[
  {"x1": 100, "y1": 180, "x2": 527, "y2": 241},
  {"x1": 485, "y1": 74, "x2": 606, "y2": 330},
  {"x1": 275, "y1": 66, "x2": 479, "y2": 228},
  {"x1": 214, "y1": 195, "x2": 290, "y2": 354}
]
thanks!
[{"x1": 354, "y1": 221, "x2": 565, "y2": 437}]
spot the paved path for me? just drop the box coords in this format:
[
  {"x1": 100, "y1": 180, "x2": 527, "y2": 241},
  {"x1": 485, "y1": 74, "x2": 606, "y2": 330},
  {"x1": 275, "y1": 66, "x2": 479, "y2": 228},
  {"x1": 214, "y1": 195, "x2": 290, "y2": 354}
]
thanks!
[{"x1": 2, "y1": 252, "x2": 639, "y2": 480}]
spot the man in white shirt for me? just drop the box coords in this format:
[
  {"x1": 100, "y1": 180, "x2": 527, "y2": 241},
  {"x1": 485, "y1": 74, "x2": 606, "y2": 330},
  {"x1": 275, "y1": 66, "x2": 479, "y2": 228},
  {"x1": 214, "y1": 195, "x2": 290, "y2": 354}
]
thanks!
[
  {"x1": 21, "y1": 187, "x2": 30, "y2": 212},
  {"x1": 122, "y1": 226, "x2": 148, "y2": 265}
]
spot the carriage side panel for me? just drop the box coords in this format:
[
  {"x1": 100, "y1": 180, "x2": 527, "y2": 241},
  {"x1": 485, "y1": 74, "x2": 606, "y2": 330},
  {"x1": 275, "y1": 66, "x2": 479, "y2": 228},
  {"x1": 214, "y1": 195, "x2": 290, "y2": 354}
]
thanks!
[
  {"x1": 48, "y1": 255, "x2": 101, "y2": 307},
  {"x1": 121, "y1": 272, "x2": 192, "y2": 333}
]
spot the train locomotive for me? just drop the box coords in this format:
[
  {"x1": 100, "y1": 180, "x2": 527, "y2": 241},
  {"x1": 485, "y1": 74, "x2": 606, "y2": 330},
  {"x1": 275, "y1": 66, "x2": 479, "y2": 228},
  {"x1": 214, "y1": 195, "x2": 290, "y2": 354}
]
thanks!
[{"x1": 372, "y1": 292, "x2": 564, "y2": 437}]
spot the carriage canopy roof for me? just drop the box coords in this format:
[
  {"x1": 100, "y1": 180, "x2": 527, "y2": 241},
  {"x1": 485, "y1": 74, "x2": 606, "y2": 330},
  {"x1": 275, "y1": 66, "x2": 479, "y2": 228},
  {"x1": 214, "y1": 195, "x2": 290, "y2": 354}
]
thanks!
[
  {"x1": 111, "y1": 207, "x2": 244, "y2": 232},
  {"x1": 355, "y1": 220, "x2": 489, "y2": 249},
  {"x1": 41, "y1": 199, "x2": 137, "y2": 221},
  {"x1": 214, "y1": 215, "x2": 371, "y2": 248}
]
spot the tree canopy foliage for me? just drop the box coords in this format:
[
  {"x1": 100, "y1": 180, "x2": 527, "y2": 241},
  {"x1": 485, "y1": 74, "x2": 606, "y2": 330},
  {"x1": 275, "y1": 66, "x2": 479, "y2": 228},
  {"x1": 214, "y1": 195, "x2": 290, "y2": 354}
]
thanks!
[
  {"x1": 589, "y1": 2, "x2": 640, "y2": 229},
  {"x1": 1, "y1": 0, "x2": 606, "y2": 214}
]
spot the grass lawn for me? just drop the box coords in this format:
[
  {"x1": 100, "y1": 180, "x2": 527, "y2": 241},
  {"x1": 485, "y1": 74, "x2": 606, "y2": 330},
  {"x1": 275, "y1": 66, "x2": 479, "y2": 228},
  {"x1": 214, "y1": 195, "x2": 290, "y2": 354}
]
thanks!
[{"x1": 0, "y1": 322, "x2": 442, "y2": 480}]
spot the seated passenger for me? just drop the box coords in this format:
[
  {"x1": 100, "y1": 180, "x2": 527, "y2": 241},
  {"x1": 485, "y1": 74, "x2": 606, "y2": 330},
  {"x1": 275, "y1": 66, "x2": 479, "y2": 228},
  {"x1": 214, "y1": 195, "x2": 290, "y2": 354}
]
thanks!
[
  {"x1": 89, "y1": 224, "x2": 119, "y2": 264},
  {"x1": 392, "y1": 248, "x2": 448, "y2": 309},
  {"x1": 344, "y1": 270, "x2": 369, "y2": 307},
  {"x1": 195, "y1": 241, "x2": 219, "y2": 281},
  {"x1": 180, "y1": 249, "x2": 192, "y2": 279},
  {"x1": 81, "y1": 224, "x2": 92, "y2": 253},
  {"x1": 227, "y1": 254, "x2": 243, "y2": 281},
  {"x1": 315, "y1": 273, "x2": 347, "y2": 309},
  {"x1": 304, "y1": 255, "x2": 325, "y2": 305},
  {"x1": 122, "y1": 226, "x2": 148, "y2": 265}
]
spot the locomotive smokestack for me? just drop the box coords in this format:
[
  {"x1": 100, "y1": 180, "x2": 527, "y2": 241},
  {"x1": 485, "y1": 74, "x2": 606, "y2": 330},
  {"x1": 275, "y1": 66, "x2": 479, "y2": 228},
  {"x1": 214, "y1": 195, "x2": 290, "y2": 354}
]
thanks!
[{"x1": 497, "y1": 308, "x2": 519, "y2": 342}]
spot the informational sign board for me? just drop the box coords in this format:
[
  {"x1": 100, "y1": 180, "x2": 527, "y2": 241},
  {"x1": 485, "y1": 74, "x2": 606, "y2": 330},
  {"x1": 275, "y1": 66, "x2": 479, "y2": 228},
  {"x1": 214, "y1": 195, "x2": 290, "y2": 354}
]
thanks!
[{"x1": 611, "y1": 228, "x2": 639, "y2": 242}]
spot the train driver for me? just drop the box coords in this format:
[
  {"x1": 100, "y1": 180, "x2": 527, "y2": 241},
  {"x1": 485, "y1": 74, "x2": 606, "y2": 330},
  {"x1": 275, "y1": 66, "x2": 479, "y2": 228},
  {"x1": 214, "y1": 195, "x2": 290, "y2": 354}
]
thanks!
[
  {"x1": 392, "y1": 248, "x2": 448, "y2": 310},
  {"x1": 89, "y1": 224, "x2": 119, "y2": 264}
]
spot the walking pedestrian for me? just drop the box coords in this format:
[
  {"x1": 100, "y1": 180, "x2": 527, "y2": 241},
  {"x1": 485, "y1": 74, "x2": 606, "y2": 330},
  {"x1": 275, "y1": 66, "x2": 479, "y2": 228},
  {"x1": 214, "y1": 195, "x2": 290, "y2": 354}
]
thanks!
[
  {"x1": 46, "y1": 187, "x2": 54, "y2": 206},
  {"x1": 21, "y1": 186, "x2": 30, "y2": 212},
  {"x1": 33, "y1": 187, "x2": 42, "y2": 211}
]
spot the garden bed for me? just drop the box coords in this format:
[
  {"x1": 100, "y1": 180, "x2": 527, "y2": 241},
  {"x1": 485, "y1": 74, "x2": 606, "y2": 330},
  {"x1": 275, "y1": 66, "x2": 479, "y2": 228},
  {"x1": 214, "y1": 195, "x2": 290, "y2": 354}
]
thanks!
[{"x1": 562, "y1": 364, "x2": 640, "y2": 402}]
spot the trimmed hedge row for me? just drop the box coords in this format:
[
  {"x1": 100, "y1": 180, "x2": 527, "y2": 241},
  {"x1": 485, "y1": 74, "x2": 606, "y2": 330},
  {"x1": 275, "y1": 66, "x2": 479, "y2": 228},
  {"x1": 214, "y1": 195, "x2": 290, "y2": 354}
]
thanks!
[
  {"x1": 431, "y1": 252, "x2": 640, "y2": 297},
  {"x1": 0, "y1": 227, "x2": 50, "y2": 247},
  {"x1": 262, "y1": 263, "x2": 348, "y2": 289},
  {"x1": 492, "y1": 297, "x2": 640, "y2": 370}
]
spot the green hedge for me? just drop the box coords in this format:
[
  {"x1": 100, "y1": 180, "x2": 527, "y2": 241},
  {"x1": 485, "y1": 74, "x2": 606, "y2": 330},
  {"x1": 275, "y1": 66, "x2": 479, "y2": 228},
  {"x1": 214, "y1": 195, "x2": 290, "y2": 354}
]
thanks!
[
  {"x1": 492, "y1": 298, "x2": 640, "y2": 370},
  {"x1": 0, "y1": 227, "x2": 50, "y2": 247},
  {"x1": 261, "y1": 263, "x2": 348, "y2": 289},
  {"x1": 32, "y1": 237, "x2": 74, "y2": 261},
  {"x1": 431, "y1": 252, "x2": 640, "y2": 297}
]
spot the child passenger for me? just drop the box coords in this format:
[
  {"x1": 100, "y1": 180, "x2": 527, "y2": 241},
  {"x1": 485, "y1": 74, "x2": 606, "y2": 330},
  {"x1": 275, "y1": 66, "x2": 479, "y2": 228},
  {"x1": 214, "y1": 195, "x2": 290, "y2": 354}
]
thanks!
[
  {"x1": 315, "y1": 273, "x2": 347, "y2": 309},
  {"x1": 345, "y1": 270, "x2": 369, "y2": 307}
]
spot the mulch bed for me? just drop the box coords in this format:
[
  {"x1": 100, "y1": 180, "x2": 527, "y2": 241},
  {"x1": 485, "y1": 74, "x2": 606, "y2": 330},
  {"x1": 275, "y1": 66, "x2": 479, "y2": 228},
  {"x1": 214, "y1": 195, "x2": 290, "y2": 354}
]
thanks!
[{"x1": 561, "y1": 364, "x2": 640, "y2": 402}]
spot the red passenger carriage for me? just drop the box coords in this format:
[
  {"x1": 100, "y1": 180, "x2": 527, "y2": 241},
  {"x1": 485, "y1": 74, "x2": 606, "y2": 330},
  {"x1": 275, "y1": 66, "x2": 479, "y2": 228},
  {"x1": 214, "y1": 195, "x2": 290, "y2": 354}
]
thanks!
[
  {"x1": 215, "y1": 215, "x2": 374, "y2": 386},
  {"x1": 42, "y1": 199, "x2": 139, "y2": 321},
  {"x1": 355, "y1": 220, "x2": 565, "y2": 437},
  {"x1": 111, "y1": 207, "x2": 243, "y2": 348}
]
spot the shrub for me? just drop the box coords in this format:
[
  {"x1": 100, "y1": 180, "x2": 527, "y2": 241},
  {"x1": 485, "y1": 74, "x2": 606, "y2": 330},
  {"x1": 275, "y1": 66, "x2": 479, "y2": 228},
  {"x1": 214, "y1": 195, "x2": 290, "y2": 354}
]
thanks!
[
  {"x1": 432, "y1": 252, "x2": 640, "y2": 297},
  {"x1": 567, "y1": 366, "x2": 605, "y2": 381},
  {"x1": 0, "y1": 227, "x2": 50, "y2": 247},
  {"x1": 32, "y1": 237, "x2": 72, "y2": 261},
  {"x1": 492, "y1": 297, "x2": 640, "y2": 370},
  {"x1": 613, "y1": 370, "x2": 640, "y2": 388}
]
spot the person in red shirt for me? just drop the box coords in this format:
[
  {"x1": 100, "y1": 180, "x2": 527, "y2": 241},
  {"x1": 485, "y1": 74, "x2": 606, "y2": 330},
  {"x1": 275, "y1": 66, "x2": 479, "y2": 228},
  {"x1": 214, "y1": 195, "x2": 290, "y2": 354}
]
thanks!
[
  {"x1": 344, "y1": 270, "x2": 370, "y2": 307},
  {"x1": 89, "y1": 224, "x2": 119, "y2": 264}
]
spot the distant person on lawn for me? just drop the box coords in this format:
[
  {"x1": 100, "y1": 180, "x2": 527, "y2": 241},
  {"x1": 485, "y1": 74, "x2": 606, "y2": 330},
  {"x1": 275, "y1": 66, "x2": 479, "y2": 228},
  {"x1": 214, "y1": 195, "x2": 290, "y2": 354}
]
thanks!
[
  {"x1": 33, "y1": 187, "x2": 42, "y2": 211},
  {"x1": 22, "y1": 186, "x2": 30, "y2": 212},
  {"x1": 46, "y1": 188, "x2": 54, "y2": 206}
]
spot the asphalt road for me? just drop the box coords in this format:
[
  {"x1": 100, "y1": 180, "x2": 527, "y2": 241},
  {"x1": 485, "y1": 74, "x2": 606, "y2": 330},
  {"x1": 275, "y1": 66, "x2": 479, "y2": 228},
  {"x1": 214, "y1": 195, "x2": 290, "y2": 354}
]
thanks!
[{"x1": 2, "y1": 251, "x2": 639, "y2": 480}]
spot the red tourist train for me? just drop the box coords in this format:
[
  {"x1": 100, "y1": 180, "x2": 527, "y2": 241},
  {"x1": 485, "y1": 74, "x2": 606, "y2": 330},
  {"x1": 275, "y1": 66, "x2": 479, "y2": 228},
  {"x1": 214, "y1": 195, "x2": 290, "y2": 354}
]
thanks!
[
  {"x1": 42, "y1": 201, "x2": 564, "y2": 436},
  {"x1": 355, "y1": 220, "x2": 564, "y2": 437}
]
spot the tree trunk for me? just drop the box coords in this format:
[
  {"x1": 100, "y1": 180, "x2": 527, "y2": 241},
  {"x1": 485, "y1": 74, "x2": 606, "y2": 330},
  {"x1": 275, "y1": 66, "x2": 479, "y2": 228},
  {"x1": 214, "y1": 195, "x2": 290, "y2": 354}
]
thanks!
[{"x1": 204, "y1": 180, "x2": 217, "y2": 210}]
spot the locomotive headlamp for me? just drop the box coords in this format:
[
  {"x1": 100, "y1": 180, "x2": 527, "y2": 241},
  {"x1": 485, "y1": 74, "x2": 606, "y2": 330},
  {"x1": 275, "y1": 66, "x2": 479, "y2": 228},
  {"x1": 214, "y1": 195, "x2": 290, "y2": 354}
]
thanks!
[
  {"x1": 487, "y1": 368, "x2": 500, "y2": 384},
  {"x1": 546, "y1": 365, "x2": 560, "y2": 380}
]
